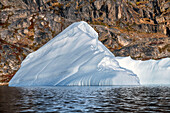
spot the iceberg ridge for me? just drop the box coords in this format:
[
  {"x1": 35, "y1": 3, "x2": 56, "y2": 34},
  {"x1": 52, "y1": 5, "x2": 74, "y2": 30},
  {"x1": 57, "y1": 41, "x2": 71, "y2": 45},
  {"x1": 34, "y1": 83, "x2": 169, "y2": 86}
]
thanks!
[{"x1": 116, "y1": 56, "x2": 170, "y2": 85}]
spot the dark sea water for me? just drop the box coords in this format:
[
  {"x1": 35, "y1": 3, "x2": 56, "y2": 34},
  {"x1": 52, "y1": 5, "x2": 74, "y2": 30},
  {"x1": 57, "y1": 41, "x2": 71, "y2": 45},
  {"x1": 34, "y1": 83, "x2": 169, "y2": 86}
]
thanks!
[{"x1": 0, "y1": 85, "x2": 170, "y2": 113}]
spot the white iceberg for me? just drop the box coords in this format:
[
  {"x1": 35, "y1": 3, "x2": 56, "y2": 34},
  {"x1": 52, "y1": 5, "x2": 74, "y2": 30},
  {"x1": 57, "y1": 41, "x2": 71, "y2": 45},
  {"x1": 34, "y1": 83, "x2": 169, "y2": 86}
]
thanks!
[
  {"x1": 9, "y1": 21, "x2": 140, "y2": 86},
  {"x1": 116, "y1": 57, "x2": 170, "y2": 85}
]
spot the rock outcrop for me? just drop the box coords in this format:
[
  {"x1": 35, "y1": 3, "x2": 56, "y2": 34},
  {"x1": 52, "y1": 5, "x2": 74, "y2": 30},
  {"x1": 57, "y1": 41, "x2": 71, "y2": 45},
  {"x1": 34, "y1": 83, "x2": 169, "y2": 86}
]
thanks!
[{"x1": 0, "y1": 0, "x2": 169, "y2": 83}]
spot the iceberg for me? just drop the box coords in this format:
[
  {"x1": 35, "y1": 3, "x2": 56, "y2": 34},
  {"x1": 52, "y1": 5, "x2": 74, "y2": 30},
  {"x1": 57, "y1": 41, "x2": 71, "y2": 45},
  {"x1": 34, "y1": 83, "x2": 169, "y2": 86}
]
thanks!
[
  {"x1": 9, "y1": 21, "x2": 140, "y2": 86},
  {"x1": 116, "y1": 57, "x2": 170, "y2": 85}
]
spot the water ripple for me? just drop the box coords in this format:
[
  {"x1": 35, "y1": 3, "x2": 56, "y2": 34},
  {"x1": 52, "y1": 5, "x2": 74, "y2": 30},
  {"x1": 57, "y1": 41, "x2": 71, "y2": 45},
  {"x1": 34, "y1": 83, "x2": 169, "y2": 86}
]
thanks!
[{"x1": 0, "y1": 86, "x2": 170, "y2": 112}]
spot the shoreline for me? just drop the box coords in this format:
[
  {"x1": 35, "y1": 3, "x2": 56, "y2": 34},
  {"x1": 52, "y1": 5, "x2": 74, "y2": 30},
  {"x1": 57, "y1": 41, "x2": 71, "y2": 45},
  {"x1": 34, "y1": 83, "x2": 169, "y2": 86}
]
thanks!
[{"x1": 0, "y1": 83, "x2": 9, "y2": 86}]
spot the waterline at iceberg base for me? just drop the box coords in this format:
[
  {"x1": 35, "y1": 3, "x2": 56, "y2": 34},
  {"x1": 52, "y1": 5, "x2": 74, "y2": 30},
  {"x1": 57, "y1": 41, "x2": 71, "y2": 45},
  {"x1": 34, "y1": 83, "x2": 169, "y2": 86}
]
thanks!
[{"x1": 9, "y1": 21, "x2": 169, "y2": 86}]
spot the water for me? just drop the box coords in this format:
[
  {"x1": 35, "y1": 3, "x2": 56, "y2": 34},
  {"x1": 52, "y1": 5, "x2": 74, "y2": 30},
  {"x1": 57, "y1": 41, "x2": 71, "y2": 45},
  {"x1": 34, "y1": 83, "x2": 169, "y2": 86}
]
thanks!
[{"x1": 0, "y1": 86, "x2": 170, "y2": 112}]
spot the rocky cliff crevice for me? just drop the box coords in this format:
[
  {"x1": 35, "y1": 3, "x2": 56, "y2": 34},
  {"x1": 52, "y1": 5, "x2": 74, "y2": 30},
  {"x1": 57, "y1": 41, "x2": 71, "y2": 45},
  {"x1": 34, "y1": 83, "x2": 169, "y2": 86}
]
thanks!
[{"x1": 0, "y1": 0, "x2": 169, "y2": 83}]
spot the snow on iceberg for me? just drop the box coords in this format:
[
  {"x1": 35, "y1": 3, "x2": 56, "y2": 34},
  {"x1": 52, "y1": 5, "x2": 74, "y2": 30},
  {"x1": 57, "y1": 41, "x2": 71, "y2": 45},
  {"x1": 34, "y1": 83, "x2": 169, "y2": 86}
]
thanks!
[
  {"x1": 9, "y1": 21, "x2": 140, "y2": 86},
  {"x1": 116, "y1": 57, "x2": 170, "y2": 85}
]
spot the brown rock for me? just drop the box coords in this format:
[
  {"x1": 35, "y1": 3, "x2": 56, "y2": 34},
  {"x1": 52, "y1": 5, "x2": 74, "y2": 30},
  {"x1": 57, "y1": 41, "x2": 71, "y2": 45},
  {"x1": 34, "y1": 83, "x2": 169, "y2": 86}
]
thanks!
[{"x1": 117, "y1": 35, "x2": 130, "y2": 46}]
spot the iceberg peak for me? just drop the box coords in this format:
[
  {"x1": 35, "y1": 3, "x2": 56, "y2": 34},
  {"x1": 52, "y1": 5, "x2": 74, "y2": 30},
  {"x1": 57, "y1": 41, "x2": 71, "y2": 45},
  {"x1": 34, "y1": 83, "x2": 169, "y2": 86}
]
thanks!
[
  {"x1": 54, "y1": 21, "x2": 98, "y2": 41},
  {"x1": 9, "y1": 21, "x2": 140, "y2": 86}
]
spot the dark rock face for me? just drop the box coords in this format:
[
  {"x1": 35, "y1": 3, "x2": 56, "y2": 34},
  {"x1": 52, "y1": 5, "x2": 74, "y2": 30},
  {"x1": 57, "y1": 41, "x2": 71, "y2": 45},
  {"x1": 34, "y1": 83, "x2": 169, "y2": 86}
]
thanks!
[{"x1": 0, "y1": 0, "x2": 170, "y2": 83}]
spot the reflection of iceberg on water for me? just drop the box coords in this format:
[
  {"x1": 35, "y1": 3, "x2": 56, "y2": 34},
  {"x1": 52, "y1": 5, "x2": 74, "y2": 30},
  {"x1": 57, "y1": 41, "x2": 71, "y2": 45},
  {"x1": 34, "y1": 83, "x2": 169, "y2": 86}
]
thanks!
[{"x1": 9, "y1": 21, "x2": 140, "y2": 86}]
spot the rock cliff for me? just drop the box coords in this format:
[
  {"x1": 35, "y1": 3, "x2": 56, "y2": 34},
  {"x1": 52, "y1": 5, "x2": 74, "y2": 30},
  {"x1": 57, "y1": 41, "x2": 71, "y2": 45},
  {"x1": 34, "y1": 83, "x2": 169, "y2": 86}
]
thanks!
[{"x1": 0, "y1": 0, "x2": 169, "y2": 83}]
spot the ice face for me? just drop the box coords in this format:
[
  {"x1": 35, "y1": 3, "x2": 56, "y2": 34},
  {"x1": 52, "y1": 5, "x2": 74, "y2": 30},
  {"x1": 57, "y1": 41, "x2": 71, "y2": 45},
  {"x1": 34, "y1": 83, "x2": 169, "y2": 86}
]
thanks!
[
  {"x1": 116, "y1": 57, "x2": 170, "y2": 85},
  {"x1": 9, "y1": 21, "x2": 140, "y2": 86}
]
